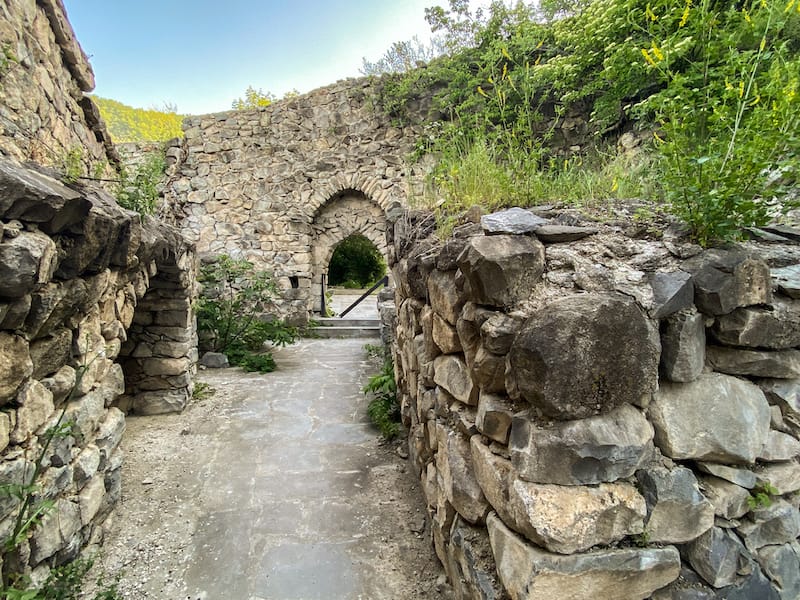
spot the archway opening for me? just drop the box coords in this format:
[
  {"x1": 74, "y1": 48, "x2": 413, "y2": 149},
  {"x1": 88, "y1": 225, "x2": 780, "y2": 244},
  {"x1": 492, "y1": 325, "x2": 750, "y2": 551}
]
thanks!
[{"x1": 328, "y1": 234, "x2": 387, "y2": 289}]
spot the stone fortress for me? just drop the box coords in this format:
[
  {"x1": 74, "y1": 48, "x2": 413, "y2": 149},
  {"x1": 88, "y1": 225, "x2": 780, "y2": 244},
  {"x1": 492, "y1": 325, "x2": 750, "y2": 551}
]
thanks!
[{"x1": 0, "y1": 1, "x2": 799, "y2": 598}]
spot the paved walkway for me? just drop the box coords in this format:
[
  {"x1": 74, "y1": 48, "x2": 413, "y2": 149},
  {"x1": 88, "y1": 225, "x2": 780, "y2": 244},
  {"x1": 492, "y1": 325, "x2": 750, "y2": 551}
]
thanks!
[
  {"x1": 328, "y1": 288, "x2": 382, "y2": 320},
  {"x1": 175, "y1": 338, "x2": 439, "y2": 599}
]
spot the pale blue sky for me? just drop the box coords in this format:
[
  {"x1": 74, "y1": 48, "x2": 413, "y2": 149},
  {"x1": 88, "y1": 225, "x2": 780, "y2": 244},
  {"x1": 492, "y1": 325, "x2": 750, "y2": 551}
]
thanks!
[{"x1": 62, "y1": 1, "x2": 445, "y2": 115}]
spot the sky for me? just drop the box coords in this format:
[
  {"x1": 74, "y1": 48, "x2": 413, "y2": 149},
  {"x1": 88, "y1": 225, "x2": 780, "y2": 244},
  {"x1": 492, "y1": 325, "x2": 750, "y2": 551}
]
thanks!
[{"x1": 61, "y1": 1, "x2": 448, "y2": 115}]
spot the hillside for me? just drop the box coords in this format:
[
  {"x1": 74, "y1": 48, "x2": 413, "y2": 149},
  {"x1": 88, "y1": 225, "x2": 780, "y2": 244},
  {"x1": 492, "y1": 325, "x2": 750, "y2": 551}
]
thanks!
[{"x1": 93, "y1": 96, "x2": 184, "y2": 143}]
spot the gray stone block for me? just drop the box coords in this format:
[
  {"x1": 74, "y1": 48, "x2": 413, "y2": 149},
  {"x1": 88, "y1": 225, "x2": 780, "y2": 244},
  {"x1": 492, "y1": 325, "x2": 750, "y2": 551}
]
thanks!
[
  {"x1": 507, "y1": 292, "x2": 659, "y2": 420},
  {"x1": 510, "y1": 404, "x2": 654, "y2": 485},
  {"x1": 648, "y1": 374, "x2": 770, "y2": 463}
]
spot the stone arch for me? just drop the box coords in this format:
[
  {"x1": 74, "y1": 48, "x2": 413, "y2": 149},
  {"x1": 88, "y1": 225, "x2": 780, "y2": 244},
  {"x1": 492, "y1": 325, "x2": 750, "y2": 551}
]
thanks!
[
  {"x1": 310, "y1": 189, "x2": 388, "y2": 313},
  {"x1": 307, "y1": 174, "x2": 404, "y2": 217},
  {"x1": 118, "y1": 233, "x2": 197, "y2": 415}
]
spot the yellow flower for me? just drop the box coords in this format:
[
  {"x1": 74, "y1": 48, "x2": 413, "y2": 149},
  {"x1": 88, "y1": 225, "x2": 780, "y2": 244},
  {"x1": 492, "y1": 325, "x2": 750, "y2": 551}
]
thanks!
[
  {"x1": 611, "y1": 177, "x2": 619, "y2": 192},
  {"x1": 785, "y1": 0, "x2": 796, "y2": 12},
  {"x1": 642, "y1": 48, "x2": 657, "y2": 66},
  {"x1": 534, "y1": 56, "x2": 542, "y2": 66},
  {"x1": 739, "y1": 80, "x2": 745, "y2": 98},
  {"x1": 760, "y1": 37, "x2": 767, "y2": 51},
  {"x1": 645, "y1": 4, "x2": 658, "y2": 21},
  {"x1": 501, "y1": 47, "x2": 511, "y2": 60},
  {"x1": 536, "y1": 40, "x2": 544, "y2": 49},
  {"x1": 750, "y1": 93, "x2": 761, "y2": 106},
  {"x1": 725, "y1": 78, "x2": 734, "y2": 91},
  {"x1": 502, "y1": 63, "x2": 508, "y2": 80},
  {"x1": 743, "y1": 8, "x2": 752, "y2": 23},
  {"x1": 653, "y1": 131, "x2": 664, "y2": 143},
  {"x1": 477, "y1": 86, "x2": 488, "y2": 97},
  {"x1": 651, "y1": 42, "x2": 664, "y2": 61},
  {"x1": 679, "y1": 1, "x2": 691, "y2": 27}
]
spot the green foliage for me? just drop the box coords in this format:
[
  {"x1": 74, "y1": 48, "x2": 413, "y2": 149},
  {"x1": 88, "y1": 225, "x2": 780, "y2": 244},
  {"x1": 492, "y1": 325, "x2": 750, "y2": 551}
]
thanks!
[
  {"x1": 747, "y1": 482, "x2": 780, "y2": 509},
  {"x1": 191, "y1": 382, "x2": 215, "y2": 401},
  {"x1": 374, "y1": 0, "x2": 799, "y2": 244},
  {"x1": 639, "y1": 0, "x2": 800, "y2": 245},
  {"x1": 328, "y1": 235, "x2": 387, "y2": 288},
  {"x1": 363, "y1": 346, "x2": 401, "y2": 439},
  {"x1": 0, "y1": 43, "x2": 17, "y2": 76},
  {"x1": 115, "y1": 149, "x2": 166, "y2": 215},
  {"x1": 60, "y1": 147, "x2": 84, "y2": 184},
  {"x1": 196, "y1": 255, "x2": 298, "y2": 372},
  {"x1": 93, "y1": 96, "x2": 183, "y2": 143},
  {"x1": 231, "y1": 86, "x2": 276, "y2": 110}
]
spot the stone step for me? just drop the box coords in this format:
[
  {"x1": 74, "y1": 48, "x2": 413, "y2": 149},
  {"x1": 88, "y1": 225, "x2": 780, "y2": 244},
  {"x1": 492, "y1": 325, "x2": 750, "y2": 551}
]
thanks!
[
  {"x1": 316, "y1": 318, "x2": 381, "y2": 328},
  {"x1": 312, "y1": 325, "x2": 381, "y2": 339}
]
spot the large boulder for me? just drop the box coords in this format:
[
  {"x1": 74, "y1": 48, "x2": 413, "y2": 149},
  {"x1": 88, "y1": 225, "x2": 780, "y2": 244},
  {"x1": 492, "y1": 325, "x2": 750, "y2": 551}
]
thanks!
[
  {"x1": 456, "y1": 234, "x2": 545, "y2": 308},
  {"x1": 507, "y1": 292, "x2": 659, "y2": 420},
  {"x1": 510, "y1": 404, "x2": 654, "y2": 485},
  {"x1": 0, "y1": 157, "x2": 91, "y2": 233},
  {"x1": 648, "y1": 373, "x2": 770, "y2": 463},
  {"x1": 487, "y1": 513, "x2": 681, "y2": 600}
]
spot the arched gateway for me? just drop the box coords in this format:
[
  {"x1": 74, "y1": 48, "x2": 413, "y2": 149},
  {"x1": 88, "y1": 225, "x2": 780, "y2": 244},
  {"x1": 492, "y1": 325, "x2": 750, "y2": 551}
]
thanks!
[{"x1": 167, "y1": 80, "x2": 421, "y2": 324}]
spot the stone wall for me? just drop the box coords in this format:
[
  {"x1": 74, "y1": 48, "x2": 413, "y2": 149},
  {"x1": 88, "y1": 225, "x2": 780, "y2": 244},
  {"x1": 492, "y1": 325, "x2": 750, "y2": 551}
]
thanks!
[
  {"x1": 0, "y1": 0, "x2": 117, "y2": 175},
  {"x1": 0, "y1": 156, "x2": 195, "y2": 581},
  {"x1": 165, "y1": 80, "x2": 421, "y2": 323},
  {"x1": 385, "y1": 206, "x2": 800, "y2": 599}
]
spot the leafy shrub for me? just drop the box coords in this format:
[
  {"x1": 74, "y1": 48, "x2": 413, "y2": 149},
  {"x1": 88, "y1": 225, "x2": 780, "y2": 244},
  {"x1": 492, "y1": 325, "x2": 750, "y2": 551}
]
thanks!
[
  {"x1": 93, "y1": 96, "x2": 183, "y2": 143},
  {"x1": 196, "y1": 255, "x2": 298, "y2": 372},
  {"x1": 115, "y1": 149, "x2": 166, "y2": 215},
  {"x1": 363, "y1": 346, "x2": 401, "y2": 439}
]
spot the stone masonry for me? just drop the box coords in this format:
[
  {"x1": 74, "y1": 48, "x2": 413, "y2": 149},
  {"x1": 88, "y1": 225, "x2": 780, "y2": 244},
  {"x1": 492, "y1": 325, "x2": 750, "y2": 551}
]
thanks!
[
  {"x1": 165, "y1": 82, "x2": 421, "y2": 323},
  {"x1": 0, "y1": 156, "x2": 196, "y2": 581},
  {"x1": 385, "y1": 206, "x2": 800, "y2": 600},
  {"x1": 0, "y1": 0, "x2": 117, "y2": 176}
]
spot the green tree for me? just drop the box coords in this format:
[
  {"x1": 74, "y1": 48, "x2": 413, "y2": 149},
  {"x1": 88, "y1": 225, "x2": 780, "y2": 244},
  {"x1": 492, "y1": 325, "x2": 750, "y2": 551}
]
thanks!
[
  {"x1": 328, "y1": 235, "x2": 387, "y2": 288},
  {"x1": 360, "y1": 35, "x2": 445, "y2": 75},
  {"x1": 231, "y1": 86, "x2": 276, "y2": 110}
]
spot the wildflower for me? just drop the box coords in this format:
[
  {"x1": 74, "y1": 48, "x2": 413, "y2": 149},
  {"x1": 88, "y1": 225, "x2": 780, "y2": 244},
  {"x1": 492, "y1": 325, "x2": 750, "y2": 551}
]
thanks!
[
  {"x1": 750, "y1": 93, "x2": 761, "y2": 106},
  {"x1": 760, "y1": 37, "x2": 767, "y2": 51},
  {"x1": 611, "y1": 177, "x2": 619, "y2": 192},
  {"x1": 679, "y1": 0, "x2": 691, "y2": 27},
  {"x1": 653, "y1": 131, "x2": 664, "y2": 143},
  {"x1": 477, "y1": 86, "x2": 488, "y2": 97},
  {"x1": 501, "y1": 47, "x2": 512, "y2": 60},
  {"x1": 651, "y1": 42, "x2": 664, "y2": 61},
  {"x1": 743, "y1": 8, "x2": 752, "y2": 23},
  {"x1": 785, "y1": 0, "x2": 796, "y2": 12},
  {"x1": 502, "y1": 63, "x2": 508, "y2": 80},
  {"x1": 739, "y1": 80, "x2": 745, "y2": 98},
  {"x1": 642, "y1": 48, "x2": 657, "y2": 66},
  {"x1": 645, "y1": 4, "x2": 658, "y2": 21}
]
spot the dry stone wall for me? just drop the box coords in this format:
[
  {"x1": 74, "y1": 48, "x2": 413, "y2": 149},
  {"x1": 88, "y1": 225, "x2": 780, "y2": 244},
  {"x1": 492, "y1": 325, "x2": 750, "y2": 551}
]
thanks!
[
  {"x1": 385, "y1": 206, "x2": 800, "y2": 600},
  {"x1": 0, "y1": 156, "x2": 196, "y2": 580},
  {"x1": 0, "y1": 0, "x2": 117, "y2": 175}
]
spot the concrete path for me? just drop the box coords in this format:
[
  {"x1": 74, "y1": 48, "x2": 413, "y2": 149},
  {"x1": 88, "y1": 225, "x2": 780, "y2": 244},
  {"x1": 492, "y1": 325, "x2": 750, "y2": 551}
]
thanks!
[{"x1": 176, "y1": 338, "x2": 440, "y2": 599}]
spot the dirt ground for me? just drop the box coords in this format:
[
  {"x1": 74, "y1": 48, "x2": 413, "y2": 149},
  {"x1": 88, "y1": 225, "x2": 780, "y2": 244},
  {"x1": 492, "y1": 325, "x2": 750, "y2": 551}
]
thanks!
[{"x1": 82, "y1": 341, "x2": 449, "y2": 600}]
